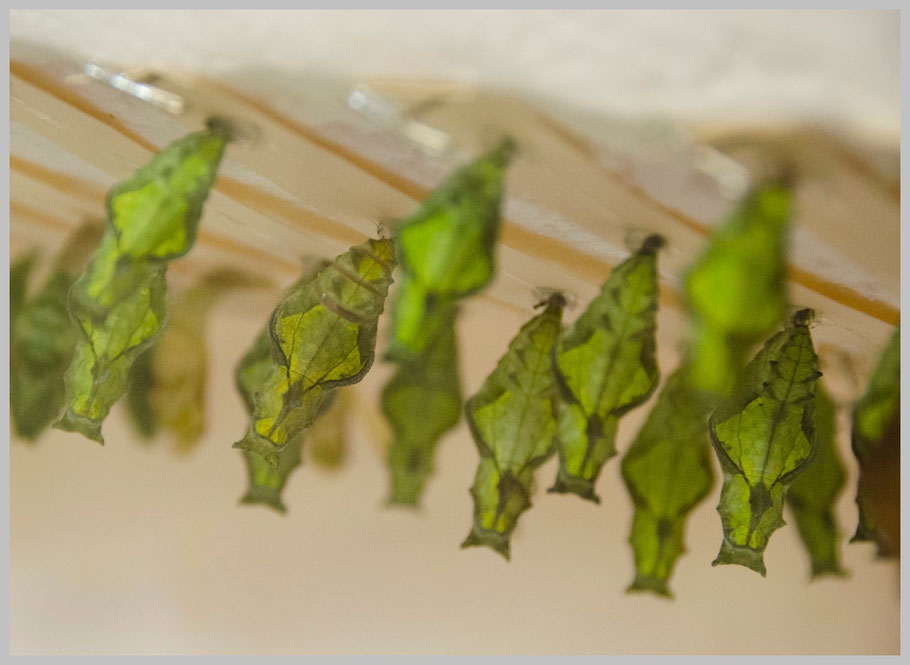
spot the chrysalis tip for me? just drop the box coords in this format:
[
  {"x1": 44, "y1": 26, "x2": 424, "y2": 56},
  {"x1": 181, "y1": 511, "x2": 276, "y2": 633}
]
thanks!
[
  {"x1": 387, "y1": 462, "x2": 428, "y2": 508},
  {"x1": 712, "y1": 540, "x2": 767, "y2": 576},
  {"x1": 792, "y1": 308, "x2": 816, "y2": 327},
  {"x1": 490, "y1": 135, "x2": 518, "y2": 165},
  {"x1": 770, "y1": 162, "x2": 799, "y2": 190},
  {"x1": 626, "y1": 576, "x2": 674, "y2": 599},
  {"x1": 53, "y1": 411, "x2": 105, "y2": 445},
  {"x1": 239, "y1": 490, "x2": 288, "y2": 514},
  {"x1": 547, "y1": 469, "x2": 601, "y2": 504},
  {"x1": 386, "y1": 493, "x2": 421, "y2": 509},
  {"x1": 373, "y1": 218, "x2": 395, "y2": 240},
  {"x1": 461, "y1": 527, "x2": 512, "y2": 561},
  {"x1": 640, "y1": 233, "x2": 666, "y2": 254},
  {"x1": 204, "y1": 115, "x2": 261, "y2": 144},
  {"x1": 809, "y1": 562, "x2": 848, "y2": 579},
  {"x1": 532, "y1": 287, "x2": 572, "y2": 310},
  {"x1": 624, "y1": 229, "x2": 666, "y2": 254}
]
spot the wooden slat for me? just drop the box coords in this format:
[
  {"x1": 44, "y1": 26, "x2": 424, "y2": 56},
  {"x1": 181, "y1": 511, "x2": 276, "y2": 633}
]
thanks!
[{"x1": 9, "y1": 55, "x2": 898, "y2": 369}]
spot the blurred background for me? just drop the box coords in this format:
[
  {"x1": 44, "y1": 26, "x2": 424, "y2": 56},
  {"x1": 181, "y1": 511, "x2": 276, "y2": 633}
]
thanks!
[{"x1": 9, "y1": 10, "x2": 900, "y2": 654}]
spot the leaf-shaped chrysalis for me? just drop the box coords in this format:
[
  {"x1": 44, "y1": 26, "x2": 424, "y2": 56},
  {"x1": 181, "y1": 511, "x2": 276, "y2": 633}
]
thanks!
[
  {"x1": 710, "y1": 309, "x2": 820, "y2": 576},
  {"x1": 383, "y1": 304, "x2": 461, "y2": 506},
  {"x1": 683, "y1": 179, "x2": 791, "y2": 398},
  {"x1": 381, "y1": 139, "x2": 516, "y2": 505},
  {"x1": 786, "y1": 383, "x2": 847, "y2": 577},
  {"x1": 850, "y1": 327, "x2": 900, "y2": 557},
  {"x1": 234, "y1": 262, "x2": 321, "y2": 512},
  {"x1": 55, "y1": 121, "x2": 232, "y2": 443},
  {"x1": 620, "y1": 366, "x2": 715, "y2": 597},
  {"x1": 549, "y1": 234, "x2": 664, "y2": 503},
  {"x1": 126, "y1": 267, "x2": 269, "y2": 451},
  {"x1": 11, "y1": 223, "x2": 105, "y2": 441},
  {"x1": 233, "y1": 238, "x2": 396, "y2": 468},
  {"x1": 386, "y1": 138, "x2": 516, "y2": 362},
  {"x1": 462, "y1": 293, "x2": 565, "y2": 559}
]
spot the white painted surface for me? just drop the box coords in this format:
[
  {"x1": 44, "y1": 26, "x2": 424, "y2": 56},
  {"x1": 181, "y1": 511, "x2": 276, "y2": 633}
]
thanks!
[{"x1": 10, "y1": 10, "x2": 899, "y2": 141}]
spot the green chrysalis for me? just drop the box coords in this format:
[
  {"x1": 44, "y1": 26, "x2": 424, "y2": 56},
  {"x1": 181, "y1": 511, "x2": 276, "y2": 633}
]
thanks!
[
  {"x1": 850, "y1": 327, "x2": 900, "y2": 557},
  {"x1": 386, "y1": 138, "x2": 516, "y2": 362},
  {"x1": 620, "y1": 366, "x2": 715, "y2": 597},
  {"x1": 710, "y1": 309, "x2": 820, "y2": 576},
  {"x1": 381, "y1": 139, "x2": 516, "y2": 505},
  {"x1": 550, "y1": 234, "x2": 664, "y2": 503},
  {"x1": 233, "y1": 238, "x2": 396, "y2": 468},
  {"x1": 126, "y1": 267, "x2": 269, "y2": 451},
  {"x1": 462, "y1": 293, "x2": 565, "y2": 559},
  {"x1": 383, "y1": 303, "x2": 462, "y2": 506},
  {"x1": 11, "y1": 223, "x2": 105, "y2": 441},
  {"x1": 786, "y1": 383, "x2": 847, "y2": 577},
  {"x1": 55, "y1": 122, "x2": 232, "y2": 443},
  {"x1": 683, "y1": 178, "x2": 791, "y2": 397}
]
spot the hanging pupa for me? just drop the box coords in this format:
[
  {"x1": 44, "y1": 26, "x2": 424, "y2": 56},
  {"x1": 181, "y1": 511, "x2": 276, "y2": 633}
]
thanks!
[
  {"x1": 55, "y1": 121, "x2": 233, "y2": 443},
  {"x1": 550, "y1": 234, "x2": 664, "y2": 503},
  {"x1": 233, "y1": 237, "x2": 395, "y2": 468},
  {"x1": 462, "y1": 292, "x2": 565, "y2": 559},
  {"x1": 620, "y1": 365, "x2": 715, "y2": 597},
  {"x1": 710, "y1": 309, "x2": 820, "y2": 576}
]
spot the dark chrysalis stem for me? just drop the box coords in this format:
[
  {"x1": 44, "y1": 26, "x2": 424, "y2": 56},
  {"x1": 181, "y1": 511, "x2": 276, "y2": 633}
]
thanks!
[
  {"x1": 793, "y1": 308, "x2": 815, "y2": 327},
  {"x1": 640, "y1": 233, "x2": 666, "y2": 254}
]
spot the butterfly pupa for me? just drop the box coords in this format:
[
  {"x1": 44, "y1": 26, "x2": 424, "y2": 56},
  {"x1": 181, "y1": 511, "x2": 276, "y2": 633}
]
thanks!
[
  {"x1": 850, "y1": 327, "x2": 900, "y2": 558},
  {"x1": 683, "y1": 178, "x2": 792, "y2": 398},
  {"x1": 233, "y1": 237, "x2": 396, "y2": 469},
  {"x1": 786, "y1": 383, "x2": 847, "y2": 577},
  {"x1": 11, "y1": 221, "x2": 105, "y2": 441},
  {"x1": 386, "y1": 137, "x2": 516, "y2": 362},
  {"x1": 55, "y1": 123, "x2": 232, "y2": 444},
  {"x1": 549, "y1": 234, "x2": 664, "y2": 503},
  {"x1": 381, "y1": 139, "x2": 516, "y2": 505},
  {"x1": 462, "y1": 292, "x2": 565, "y2": 560},
  {"x1": 126, "y1": 267, "x2": 271, "y2": 451},
  {"x1": 620, "y1": 365, "x2": 715, "y2": 597},
  {"x1": 383, "y1": 302, "x2": 461, "y2": 506},
  {"x1": 709, "y1": 308, "x2": 821, "y2": 576}
]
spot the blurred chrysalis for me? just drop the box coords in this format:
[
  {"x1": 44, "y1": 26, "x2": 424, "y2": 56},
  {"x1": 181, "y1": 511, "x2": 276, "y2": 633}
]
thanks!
[
  {"x1": 386, "y1": 138, "x2": 516, "y2": 362},
  {"x1": 11, "y1": 222, "x2": 105, "y2": 441},
  {"x1": 127, "y1": 267, "x2": 270, "y2": 451},
  {"x1": 850, "y1": 327, "x2": 900, "y2": 558},
  {"x1": 787, "y1": 383, "x2": 847, "y2": 577},
  {"x1": 383, "y1": 304, "x2": 461, "y2": 506},
  {"x1": 683, "y1": 179, "x2": 791, "y2": 398},
  {"x1": 381, "y1": 139, "x2": 516, "y2": 505},
  {"x1": 621, "y1": 365, "x2": 715, "y2": 597}
]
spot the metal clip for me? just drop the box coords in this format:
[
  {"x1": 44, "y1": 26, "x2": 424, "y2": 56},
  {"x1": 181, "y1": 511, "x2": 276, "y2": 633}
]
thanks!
[{"x1": 347, "y1": 84, "x2": 452, "y2": 155}]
